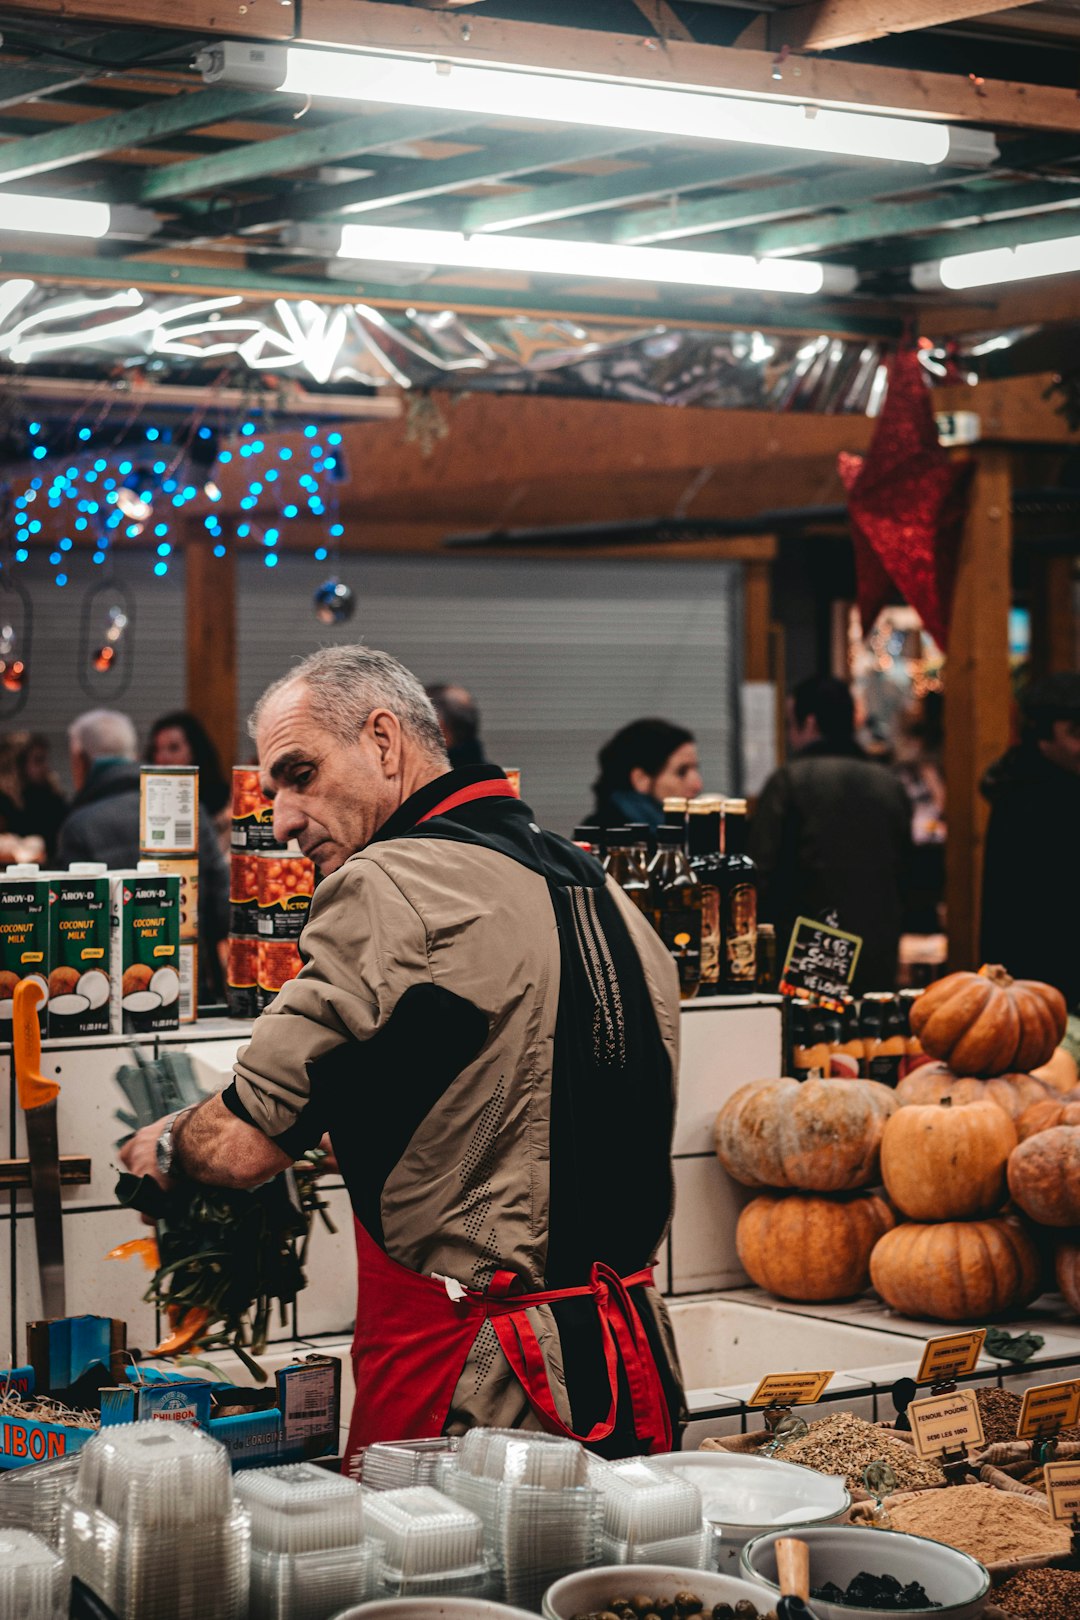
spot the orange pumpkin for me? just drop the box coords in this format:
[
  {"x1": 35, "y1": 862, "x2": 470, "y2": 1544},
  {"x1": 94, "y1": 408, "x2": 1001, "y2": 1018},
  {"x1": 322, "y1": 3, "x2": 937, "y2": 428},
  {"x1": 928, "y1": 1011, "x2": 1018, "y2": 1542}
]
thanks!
[
  {"x1": 880, "y1": 1100, "x2": 1016, "y2": 1221},
  {"x1": 1056, "y1": 1241, "x2": 1080, "y2": 1316},
  {"x1": 1016, "y1": 1097, "x2": 1080, "y2": 1142},
  {"x1": 896, "y1": 1062, "x2": 1057, "y2": 1121},
  {"x1": 910, "y1": 966, "x2": 1067, "y2": 1078},
  {"x1": 1007, "y1": 1127, "x2": 1080, "y2": 1227},
  {"x1": 714, "y1": 1077, "x2": 898, "y2": 1192},
  {"x1": 870, "y1": 1216, "x2": 1042, "y2": 1322},
  {"x1": 1031, "y1": 1046, "x2": 1080, "y2": 1094},
  {"x1": 736, "y1": 1192, "x2": 895, "y2": 1303}
]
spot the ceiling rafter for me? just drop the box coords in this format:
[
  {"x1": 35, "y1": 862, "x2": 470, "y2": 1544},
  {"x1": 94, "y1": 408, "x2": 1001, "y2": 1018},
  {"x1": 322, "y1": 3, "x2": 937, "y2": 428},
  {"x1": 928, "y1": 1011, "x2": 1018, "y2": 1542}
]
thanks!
[
  {"x1": 857, "y1": 201, "x2": 1080, "y2": 267},
  {"x1": 769, "y1": 0, "x2": 1043, "y2": 54}
]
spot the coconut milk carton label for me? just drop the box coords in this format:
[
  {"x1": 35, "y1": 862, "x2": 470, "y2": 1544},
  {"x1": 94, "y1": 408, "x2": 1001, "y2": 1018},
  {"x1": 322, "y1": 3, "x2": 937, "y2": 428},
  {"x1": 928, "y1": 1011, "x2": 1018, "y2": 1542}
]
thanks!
[
  {"x1": 0, "y1": 873, "x2": 49, "y2": 1034},
  {"x1": 48, "y1": 874, "x2": 111, "y2": 1036},
  {"x1": 110, "y1": 873, "x2": 181, "y2": 1033}
]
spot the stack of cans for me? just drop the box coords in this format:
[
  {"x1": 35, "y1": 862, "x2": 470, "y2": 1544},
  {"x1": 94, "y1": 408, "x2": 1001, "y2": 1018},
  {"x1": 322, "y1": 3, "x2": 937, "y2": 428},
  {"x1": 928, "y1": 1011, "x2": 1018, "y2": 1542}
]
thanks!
[
  {"x1": 0, "y1": 1454, "x2": 80, "y2": 1548},
  {"x1": 227, "y1": 768, "x2": 314, "y2": 1018},
  {"x1": 362, "y1": 1485, "x2": 493, "y2": 1599},
  {"x1": 360, "y1": 1437, "x2": 460, "y2": 1491},
  {"x1": 444, "y1": 1429, "x2": 601, "y2": 1609},
  {"x1": 59, "y1": 1421, "x2": 249, "y2": 1620},
  {"x1": 0, "y1": 1529, "x2": 65, "y2": 1619},
  {"x1": 235, "y1": 1462, "x2": 375, "y2": 1620},
  {"x1": 589, "y1": 1457, "x2": 706, "y2": 1568}
]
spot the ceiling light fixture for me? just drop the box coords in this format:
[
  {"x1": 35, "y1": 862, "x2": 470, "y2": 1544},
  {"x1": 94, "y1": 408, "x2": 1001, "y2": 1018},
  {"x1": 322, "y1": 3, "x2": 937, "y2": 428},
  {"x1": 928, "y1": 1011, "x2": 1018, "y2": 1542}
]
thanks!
[
  {"x1": 288, "y1": 221, "x2": 857, "y2": 296},
  {"x1": 912, "y1": 233, "x2": 1080, "y2": 290},
  {"x1": 199, "y1": 43, "x2": 999, "y2": 169},
  {"x1": 0, "y1": 196, "x2": 155, "y2": 240}
]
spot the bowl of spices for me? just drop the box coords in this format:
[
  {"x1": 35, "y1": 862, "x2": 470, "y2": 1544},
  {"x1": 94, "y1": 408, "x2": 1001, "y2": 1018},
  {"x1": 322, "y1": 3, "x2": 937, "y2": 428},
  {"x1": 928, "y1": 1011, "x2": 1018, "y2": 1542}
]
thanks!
[
  {"x1": 542, "y1": 1565, "x2": 777, "y2": 1620},
  {"x1": 741, "y1": 1527, "x2": 990, "y2": 1620}
]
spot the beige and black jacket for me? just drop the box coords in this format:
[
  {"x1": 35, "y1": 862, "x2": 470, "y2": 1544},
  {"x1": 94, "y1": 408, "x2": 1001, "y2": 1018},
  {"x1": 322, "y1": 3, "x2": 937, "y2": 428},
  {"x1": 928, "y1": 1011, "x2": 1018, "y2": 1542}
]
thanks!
[{"x1": 223, "y1": 766, "x2": 685, "y2": 1450}]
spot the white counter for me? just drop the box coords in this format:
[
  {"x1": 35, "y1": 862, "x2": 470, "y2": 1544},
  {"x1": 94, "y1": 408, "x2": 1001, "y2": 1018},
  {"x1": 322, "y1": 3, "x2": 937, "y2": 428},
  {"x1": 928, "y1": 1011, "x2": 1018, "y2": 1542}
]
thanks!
[{"x1": 0, "y1": 996, "x2": 783, "y2": 1365}]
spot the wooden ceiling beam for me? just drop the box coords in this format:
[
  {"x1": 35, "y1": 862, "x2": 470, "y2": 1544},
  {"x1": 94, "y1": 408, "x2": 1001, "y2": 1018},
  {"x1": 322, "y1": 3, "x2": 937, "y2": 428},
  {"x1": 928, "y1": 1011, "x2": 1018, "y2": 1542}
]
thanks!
[
  {"x1": 0, "y1": 0, "x2": 295, "y2": 40},
  {"x1": 858, "y1": 199, "x2": 1080, "y2": 267},
  {"x1": 769, "y1": 0, "x2": 1042, "y2": 54}
]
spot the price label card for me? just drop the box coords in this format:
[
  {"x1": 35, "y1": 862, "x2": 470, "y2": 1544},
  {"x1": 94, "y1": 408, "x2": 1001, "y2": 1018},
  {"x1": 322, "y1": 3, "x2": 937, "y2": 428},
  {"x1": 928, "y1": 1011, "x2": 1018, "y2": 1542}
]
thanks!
[
  {"x1": 916, "y1": 1330, "x2": 987, "y2": 1386},
  {"x1": 779, "y1": 917, "x2": 862, "y2": 1013},
  {"x1": 748, "y1": 1370, "x2": 834, "y2": 1408},
  {"x1": 1044, "y1": 1460, "x2": 1080, "y2": 1524},
  {"x1": 1017, "y1": 1379, "x2": 1080, "y2": 1440},
  {"x1": 909, "y1": 1389, "x2": 985, "y2": 1458}
]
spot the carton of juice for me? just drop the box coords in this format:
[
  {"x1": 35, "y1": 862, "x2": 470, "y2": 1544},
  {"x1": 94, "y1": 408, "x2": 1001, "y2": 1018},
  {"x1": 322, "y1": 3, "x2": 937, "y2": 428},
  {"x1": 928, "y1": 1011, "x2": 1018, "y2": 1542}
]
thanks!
[
  {"x1": 48, "y1": 863, "x2": 111, "y2": 1037},
  {"x1": 110, "y1": 864, "x2": 182, "y2": 1034},
  {"x1": 0, "y1": 864, "x2": 49, "y2": 1035}
]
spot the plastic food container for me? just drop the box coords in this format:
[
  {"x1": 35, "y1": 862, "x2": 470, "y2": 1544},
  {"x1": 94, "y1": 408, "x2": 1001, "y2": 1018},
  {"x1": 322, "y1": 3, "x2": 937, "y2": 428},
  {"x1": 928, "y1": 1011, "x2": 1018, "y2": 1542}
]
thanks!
[
  {"x1": 741, "y1": 1526, "x2": 991, "y2": 1620},
  {"x1": 648, "y1": 1448, "x2": 850, "y2": 1567},
  {"x1": 457, "y1": 1429, "x2": 588, "y2": 1489},
  {"x1": 362, "y1": 1439, "x2": 461, "y2": 1492},
  {"x1": 542, "y1": 1562, "x2": 776, "y2": 1620},
  {"x1": 0, "y1": 1528, "x2": 65, "y2": 1620},
  {"x1": 236, "y1": 1463, "x2": 367, "y2": 1554}
]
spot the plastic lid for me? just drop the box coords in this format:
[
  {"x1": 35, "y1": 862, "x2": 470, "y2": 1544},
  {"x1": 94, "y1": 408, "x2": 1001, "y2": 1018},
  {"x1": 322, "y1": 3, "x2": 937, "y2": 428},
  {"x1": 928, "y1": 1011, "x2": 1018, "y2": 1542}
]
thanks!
[
  {"x1": 5, "y1": 863, "x2": 40, "y2": 876},
  {"x1": 68, "y1": 862, "x2": 108, "y2": 875},
  {"x1": 136, "y1": 860, "x2": 161, "y2": 873}
]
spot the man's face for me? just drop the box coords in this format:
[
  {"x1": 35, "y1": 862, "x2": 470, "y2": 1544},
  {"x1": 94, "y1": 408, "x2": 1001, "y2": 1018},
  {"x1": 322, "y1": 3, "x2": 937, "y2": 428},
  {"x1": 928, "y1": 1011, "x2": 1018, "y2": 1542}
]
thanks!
[
  {"x1": 256, "y1": 682, "x2": 400, "y2": 874},
  {"x1": 1040, "y1": 718, "x2": 1080, "y2": 777}
]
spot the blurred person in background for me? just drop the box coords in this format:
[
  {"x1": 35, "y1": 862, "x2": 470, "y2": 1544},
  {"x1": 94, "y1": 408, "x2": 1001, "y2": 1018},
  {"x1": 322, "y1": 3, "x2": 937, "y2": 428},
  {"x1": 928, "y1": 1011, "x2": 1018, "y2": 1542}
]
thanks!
[
  {"x1": 425, "y1": 684, "x2": 488, "y2": 769},
  {"x1": 60, "y1": 709, "x2": 229, "y2": 1002},
  {"x1": 893, "y1": 691, "x2": 946, "y2": 935},
  {"x1": 749, "y1": 675, "x2": 911, "y2": 993},
  {"x1": 0, "y1": 731, "x2": 53, "y2": 863},
  {"x1": 587, "y1": 719, "x2": 703, "y2": 831},
  {"x1": 981, "y1": 672, "x2": 1080, "y2": 1008}
]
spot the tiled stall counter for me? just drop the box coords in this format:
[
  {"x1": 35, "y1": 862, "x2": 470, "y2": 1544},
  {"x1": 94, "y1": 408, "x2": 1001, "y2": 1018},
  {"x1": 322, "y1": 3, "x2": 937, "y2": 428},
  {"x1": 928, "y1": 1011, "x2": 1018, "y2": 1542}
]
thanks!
[{"x1": 1, "y1": 996, "x2": 783, "y2": 1366}]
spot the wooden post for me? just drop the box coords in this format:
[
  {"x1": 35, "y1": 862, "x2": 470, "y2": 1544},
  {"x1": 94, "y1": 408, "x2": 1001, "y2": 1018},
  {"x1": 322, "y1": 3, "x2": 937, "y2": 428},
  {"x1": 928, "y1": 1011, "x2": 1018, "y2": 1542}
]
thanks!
[
  {"x1": 944, "y1": 449, "x2": 1013, "y2": 972},
  {"x1": 744, "y1": 559, "x2": 772, "y2": 682},
  {"x1": 185, "y1": 522, "x2": 238, "y2": 770},
  {"x1": 1030, "y1": 553, "x2": 1077, "y2": 678}
]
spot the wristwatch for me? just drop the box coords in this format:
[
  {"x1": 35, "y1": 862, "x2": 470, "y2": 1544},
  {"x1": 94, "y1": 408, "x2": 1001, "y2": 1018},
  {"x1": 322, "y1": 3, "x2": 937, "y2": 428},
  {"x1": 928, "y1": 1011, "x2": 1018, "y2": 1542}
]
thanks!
[{"x1": 155, "y1": 1108, "x2": 191, "y2": 1181}]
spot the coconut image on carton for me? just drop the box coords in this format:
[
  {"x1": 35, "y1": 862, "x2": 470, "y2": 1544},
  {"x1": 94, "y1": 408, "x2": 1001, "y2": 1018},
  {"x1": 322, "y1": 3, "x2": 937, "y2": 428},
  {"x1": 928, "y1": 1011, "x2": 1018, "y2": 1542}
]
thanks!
[{"x1": 110, "y1": 865, "x2": 182, "y2": 1034}]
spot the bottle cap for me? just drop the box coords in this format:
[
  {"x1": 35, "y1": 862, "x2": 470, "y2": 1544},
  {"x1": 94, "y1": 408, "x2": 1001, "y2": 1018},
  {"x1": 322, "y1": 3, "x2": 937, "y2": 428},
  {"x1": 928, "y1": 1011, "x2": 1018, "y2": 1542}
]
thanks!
[
  {"x1": 605, "y1": 827, "x2": 635, "y2": 848},
  {"x1": 5, "y1": 863, "x2": 39, "y2": 876},
  {"x1": 626, "y1": 823, "x2": 652, "y2": 842},
  {"x1": 655, "y1": 825, "x2": 685, "y2": 846},
  {"x1": 571, "y1": 826, "x2": 595, "y2": 843},
  {"x1": 723, "y1": 797, "x2": 748, "y2": 813},
  {"x1": 662, "y1": 797, "x2": 688, "y2": 813}
]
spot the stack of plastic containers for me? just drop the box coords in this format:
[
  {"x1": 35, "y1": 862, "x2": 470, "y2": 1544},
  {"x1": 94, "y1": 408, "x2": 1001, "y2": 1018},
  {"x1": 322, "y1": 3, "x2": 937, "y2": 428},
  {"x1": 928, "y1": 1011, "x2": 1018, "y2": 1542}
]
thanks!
[
  {"x1": 0, "y1": 1529, "x2": 65, "y2": 1619},
  {"x1": 589, "y1": 1457, "x2": 707, "y2": 1568},
  {"x1": 444, "y1": 1429, "x2": 601, "y2": 1610},
  {"x1": 236, "y1": 1462, "x2": 376, "y2": 1620},
  {"x1": 363, "y1": 1485, "x2": 494, "y2": 1599},
  {"x1": 361, "y1": 1437, "x2": 460, "y2": 1490},
  {"x1": 59, "y1": 1421, "x2": 249, "y2": 1620},
  {"x1": 0, "y1": 1454, "x2": 80, "y2": 1548}
]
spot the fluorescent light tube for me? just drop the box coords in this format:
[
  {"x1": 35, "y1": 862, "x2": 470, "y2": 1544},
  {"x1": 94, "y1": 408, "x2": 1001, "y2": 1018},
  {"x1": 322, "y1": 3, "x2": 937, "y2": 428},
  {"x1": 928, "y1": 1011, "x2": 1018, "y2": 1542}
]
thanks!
[
  {"x1": 0, "y1": 193, "x2": 112, "y2": 238},
  {"x1": 913, "y1": 234, "x2": 1080, "y2": 290},
  {"x1": 290, "y1": 221, "x2": 857, "y2": 296},
  {"x1": 200, "y1": 43, "x2": 998, "y2": 169}
]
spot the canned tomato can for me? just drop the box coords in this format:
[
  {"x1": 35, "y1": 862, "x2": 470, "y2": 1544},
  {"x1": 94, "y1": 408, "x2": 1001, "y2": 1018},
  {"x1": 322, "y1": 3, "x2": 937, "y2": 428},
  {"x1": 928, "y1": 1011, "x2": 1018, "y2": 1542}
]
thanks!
[
  {"x1": 257, "y1": 938, "x2": 303, "y2": 1009},
  {"x1": 226, "y1": 936, "x2": 260, "y2": 1020},
  {"x1": 231, "y1": 765, "x2": 282, "y2": 852},
  {"x1": 229, "y1": 851, "x2": 260, "y2": 937},
  {"x1": 256, "y1": 852, "x2": 315, "y2": 939}
]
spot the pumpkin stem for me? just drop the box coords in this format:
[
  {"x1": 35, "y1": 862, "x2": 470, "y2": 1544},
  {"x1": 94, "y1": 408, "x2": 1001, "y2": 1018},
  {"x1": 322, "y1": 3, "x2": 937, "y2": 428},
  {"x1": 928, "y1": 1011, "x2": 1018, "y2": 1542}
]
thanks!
[
  {"x1": 940, "y1": 1096, "x2": 953, "y2": 1108},
  {"x1": 979, "y1": 963, "x2": 1015, "y2": 986}
]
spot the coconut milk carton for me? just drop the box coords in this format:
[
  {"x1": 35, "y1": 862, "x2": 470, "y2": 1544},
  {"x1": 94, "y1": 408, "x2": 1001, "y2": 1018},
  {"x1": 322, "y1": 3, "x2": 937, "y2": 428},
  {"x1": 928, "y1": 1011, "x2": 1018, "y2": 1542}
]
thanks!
[
  {"x1": 110, "y1": 863, "x2": 182, "y2": 1034},
  {"x1": 0, "y1": 864, "x2": 49, "y2": 1036},
  {"x1": 48, "y1": 864, "x2": 112, "y2": 1037}
]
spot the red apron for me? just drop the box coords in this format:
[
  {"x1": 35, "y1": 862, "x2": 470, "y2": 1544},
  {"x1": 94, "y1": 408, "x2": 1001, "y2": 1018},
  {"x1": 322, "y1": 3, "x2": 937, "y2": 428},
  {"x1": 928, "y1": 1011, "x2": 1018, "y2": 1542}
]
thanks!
[{"x1": 342, "y1": 776, "x2": 674, "y2": 1472}]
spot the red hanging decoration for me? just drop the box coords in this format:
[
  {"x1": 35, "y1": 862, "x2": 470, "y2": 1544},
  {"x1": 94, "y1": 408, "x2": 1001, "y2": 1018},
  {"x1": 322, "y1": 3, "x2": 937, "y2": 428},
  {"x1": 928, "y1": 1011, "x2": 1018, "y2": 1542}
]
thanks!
[{"x1": 839, "y1": 348, "x2": 972, "y2": 649}]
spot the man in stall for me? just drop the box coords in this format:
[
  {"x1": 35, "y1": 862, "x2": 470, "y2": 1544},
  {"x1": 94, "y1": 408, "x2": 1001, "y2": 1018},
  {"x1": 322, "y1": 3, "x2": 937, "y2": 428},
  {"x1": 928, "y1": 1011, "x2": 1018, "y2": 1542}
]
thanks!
[{"x1": 121, "y1": 645, "x2": 685, "y2": 1466}]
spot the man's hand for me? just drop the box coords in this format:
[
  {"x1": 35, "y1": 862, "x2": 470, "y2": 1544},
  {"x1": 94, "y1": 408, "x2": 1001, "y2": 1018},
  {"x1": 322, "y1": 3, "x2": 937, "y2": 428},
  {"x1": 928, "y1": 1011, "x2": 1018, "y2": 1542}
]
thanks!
[{"x1": 119, "y1": 1114, "x2": 175, "y2": 1189}]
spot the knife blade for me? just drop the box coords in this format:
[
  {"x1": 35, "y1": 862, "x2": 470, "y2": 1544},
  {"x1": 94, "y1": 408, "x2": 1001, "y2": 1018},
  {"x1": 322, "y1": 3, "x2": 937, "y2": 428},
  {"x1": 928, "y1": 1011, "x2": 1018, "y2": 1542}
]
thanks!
[{"x1": 14, "y1": 977, "x2": 65, "y2": 1319}]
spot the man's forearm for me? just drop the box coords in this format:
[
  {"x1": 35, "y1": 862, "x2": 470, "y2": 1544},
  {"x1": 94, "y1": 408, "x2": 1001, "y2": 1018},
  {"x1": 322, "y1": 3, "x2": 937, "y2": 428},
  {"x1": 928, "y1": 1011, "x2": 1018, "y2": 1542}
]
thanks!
[{"x1": 172, "y1": 1093, "x2": 292, "y2": 1189}]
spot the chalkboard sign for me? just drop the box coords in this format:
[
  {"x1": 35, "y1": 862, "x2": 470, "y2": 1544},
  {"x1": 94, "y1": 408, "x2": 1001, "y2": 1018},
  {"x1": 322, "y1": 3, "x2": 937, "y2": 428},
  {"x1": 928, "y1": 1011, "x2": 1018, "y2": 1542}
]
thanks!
[{"x1": 779, "y1": 915, "x2": 863, "y2": 1011}]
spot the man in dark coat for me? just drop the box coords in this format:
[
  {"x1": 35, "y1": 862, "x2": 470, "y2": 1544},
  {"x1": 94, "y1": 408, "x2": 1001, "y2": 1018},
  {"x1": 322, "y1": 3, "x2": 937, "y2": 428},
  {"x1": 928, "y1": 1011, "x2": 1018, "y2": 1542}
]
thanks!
[
  {"x1": 748, "y1": 676, "x2": 912, "y2": 994},
  {"x1": 981, "y1": 673, "x2": 1080, "y2": 1010},
  {"x1": 58, "y1": 708, "x2": 229, "y2": 1000}
]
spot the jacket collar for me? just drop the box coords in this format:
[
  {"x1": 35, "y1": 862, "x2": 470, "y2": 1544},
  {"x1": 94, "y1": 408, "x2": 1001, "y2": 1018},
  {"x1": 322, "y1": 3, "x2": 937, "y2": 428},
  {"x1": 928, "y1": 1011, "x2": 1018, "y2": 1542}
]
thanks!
[{"x1": 370, "y1": 765, "x2": 512, "y2": 846}]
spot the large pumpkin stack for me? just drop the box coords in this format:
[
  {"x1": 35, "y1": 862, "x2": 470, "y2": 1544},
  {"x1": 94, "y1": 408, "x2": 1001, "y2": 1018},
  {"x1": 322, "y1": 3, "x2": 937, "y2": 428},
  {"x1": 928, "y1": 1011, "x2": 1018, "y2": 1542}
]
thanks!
[
  {"x1": 714, "y1": 1077, "x2": 897, "y2": 1303},
  {"x1": 868, "y1": 965, "x2": 1067, "y2": 1323}
]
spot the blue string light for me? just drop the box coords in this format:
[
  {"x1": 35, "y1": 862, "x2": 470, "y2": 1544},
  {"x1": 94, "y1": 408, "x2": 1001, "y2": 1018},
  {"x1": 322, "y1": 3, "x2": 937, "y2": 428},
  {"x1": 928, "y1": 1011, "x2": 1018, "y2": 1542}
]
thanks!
[
  {"x1": 264, "y1": 552, "x2": 278, "y2": 567},
  {"x1": 15, "y1": 549, "x2": 28, "y2": 563},
  {"x1": 314, "y1": 547, "x2": 328, "y2": 561},
  {"x1": 78, "y1": 427, "x2": 91, "y2": 441},
  {"x1": 28, "y1": 422, "x2": 40, "y2": 435},
  {"x1": 146, "y1": 427, "x2": 160, "y2": 441},
  {"x1": 32, "y1": 446, "x2": 47, "y2": 460},
  {"x1": 157, "y1": 543, "x2": 171, "y2": 557},
  {"x1": 92, "y1": 551, "x2": 105, "y2": 564},
  {"x1": 55, "y1": 573, "x2": 67, "y2": 587},
  {"x1": 154, "y1": 561, "x2": 168, "y2": 576},
  {"x1": 213, "y1": 544, "x2": 226, "y2": 558}
]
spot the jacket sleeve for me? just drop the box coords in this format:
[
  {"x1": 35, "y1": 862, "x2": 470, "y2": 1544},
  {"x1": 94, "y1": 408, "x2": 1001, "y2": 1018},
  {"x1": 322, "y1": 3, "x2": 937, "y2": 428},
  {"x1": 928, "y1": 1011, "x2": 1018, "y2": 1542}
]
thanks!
[
  {"x1": 747, "y1": 766, "x2": 792, "y2": 923},
  {"x1": 225, "y1": 854, "x2": 432, "y2": 1146},
  {"x1": 980, "y1": 790, "x2": 1029, "y2": 969}
]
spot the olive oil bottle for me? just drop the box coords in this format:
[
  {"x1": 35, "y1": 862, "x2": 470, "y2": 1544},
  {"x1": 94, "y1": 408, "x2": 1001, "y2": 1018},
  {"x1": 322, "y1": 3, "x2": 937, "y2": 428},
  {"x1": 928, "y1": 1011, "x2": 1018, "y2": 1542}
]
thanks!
[
  {"x1": 603, "y1": 827, "x2": 656, "y2": 920},
  {"x1": 719, "y1": 798, "x2": 757, "y2": 991},
  {"x1": 648, "y1": 825, "x2": 703, "y2": 1001},
  {"x1": 686, "y1": 795, "x2": 724, "y2": 994}
]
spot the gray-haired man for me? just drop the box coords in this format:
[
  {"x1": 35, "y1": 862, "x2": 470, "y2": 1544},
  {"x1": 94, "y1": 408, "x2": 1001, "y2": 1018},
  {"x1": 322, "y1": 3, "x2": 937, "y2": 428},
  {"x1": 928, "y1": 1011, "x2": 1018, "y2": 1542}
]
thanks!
[{"x1": 120, "y1": 647, "x2": 684, "y2": 1468}]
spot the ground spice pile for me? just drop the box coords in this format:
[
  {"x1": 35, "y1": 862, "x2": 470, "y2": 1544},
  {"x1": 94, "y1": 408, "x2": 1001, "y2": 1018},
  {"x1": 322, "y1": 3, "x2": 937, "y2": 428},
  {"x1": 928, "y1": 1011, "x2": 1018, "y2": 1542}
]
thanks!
[
  {"x1": 778, "y1": 1412, "x2": 945, "y2": 1495},
  {"x1": 884, "y1": 1483, "x2": 1069, "y2": 1565},
  {"x1": 977, "y1": 1388, "x2": 1023, "y2": 1445},
  {"x1": 995, "y1": 1567, "x2": 1080, "y2": 1619}
]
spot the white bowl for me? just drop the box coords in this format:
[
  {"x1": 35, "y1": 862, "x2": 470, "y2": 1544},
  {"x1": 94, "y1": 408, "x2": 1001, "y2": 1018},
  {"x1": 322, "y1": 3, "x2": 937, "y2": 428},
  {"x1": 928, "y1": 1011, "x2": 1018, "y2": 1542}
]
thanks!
[
  {"x1": 335, "y1": 1602, "x2": 538, "y2": 1620},
  {"x1": 543, "y1": 1562, "x2": 775, "y2": 1620},
  {"x1": 647, "y1": 1450, "x2": 850, "y2": 1568},
  {"x1": 742, "y1": 1526, "x2": 991, "y2": 1620}
]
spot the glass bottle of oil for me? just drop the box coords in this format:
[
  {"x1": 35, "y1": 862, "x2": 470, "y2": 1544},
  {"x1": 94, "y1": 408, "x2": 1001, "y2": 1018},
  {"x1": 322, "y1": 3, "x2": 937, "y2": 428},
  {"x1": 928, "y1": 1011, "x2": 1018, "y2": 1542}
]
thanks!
[
  {"x1": 603, "y1": 827, "x2": 656, "y2": 921},
  {"x1": 648, "y1": 824, "x2": 703, "y2": 1001},
  {"x1": 719, "y1": 798, "x2": 757, "y2": 991},
  {"x1": 686, "y1": 795, "x2": 723, "y2": 994}
]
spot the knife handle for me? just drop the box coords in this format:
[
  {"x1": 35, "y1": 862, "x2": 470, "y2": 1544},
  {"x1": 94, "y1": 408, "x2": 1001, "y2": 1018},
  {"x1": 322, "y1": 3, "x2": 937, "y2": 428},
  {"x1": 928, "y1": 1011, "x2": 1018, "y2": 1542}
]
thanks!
[{"x1": 13, "y1": 979, "x2": 57, "y2": 1111}]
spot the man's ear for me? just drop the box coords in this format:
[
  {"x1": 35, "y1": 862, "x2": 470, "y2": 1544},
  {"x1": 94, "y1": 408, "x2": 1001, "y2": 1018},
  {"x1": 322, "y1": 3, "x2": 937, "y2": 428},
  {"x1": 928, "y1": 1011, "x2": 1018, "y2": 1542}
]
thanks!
[{"x1": 369, "y1": 709, "x2": 404, "y2": 777}]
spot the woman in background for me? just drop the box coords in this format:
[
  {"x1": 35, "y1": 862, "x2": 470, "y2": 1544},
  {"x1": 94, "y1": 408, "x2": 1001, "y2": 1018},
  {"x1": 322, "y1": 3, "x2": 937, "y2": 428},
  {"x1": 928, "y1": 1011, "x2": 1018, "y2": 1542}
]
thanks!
[{"x1": 587, "y1": 718, "x2": 703, "y2": 831}]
